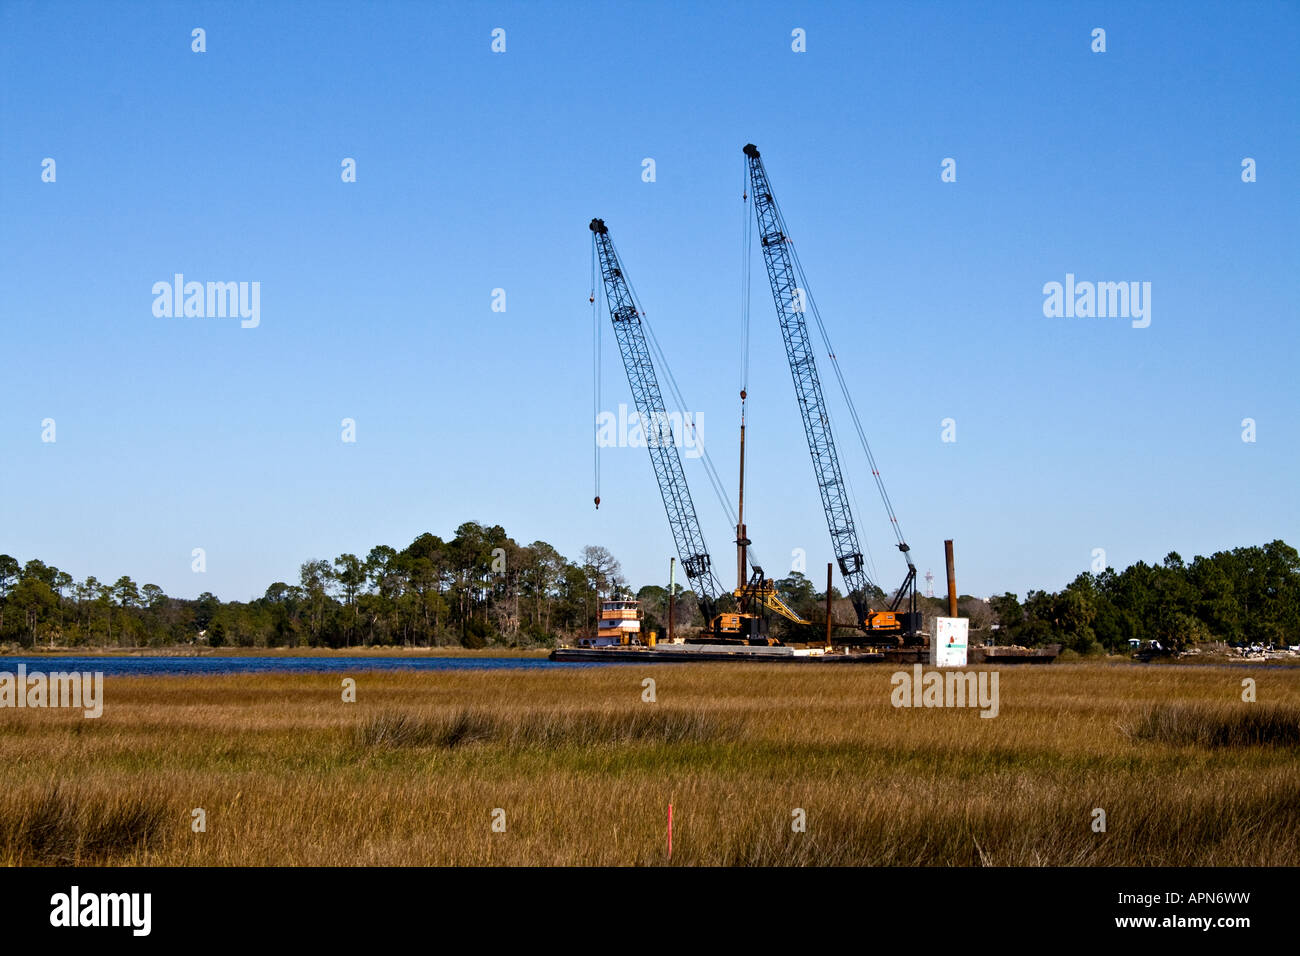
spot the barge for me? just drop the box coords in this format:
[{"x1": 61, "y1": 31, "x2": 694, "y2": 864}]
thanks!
[{"x1": 550, "y1": 599, "x2": 1060, "y2": 665}]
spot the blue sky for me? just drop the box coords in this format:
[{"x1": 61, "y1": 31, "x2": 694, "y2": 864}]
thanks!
[{"x1": 1, "y1": 0, "x2": 1296, "y2": 602}]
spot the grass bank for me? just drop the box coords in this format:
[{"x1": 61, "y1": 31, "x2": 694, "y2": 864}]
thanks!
[{"x1": 0, "y1": 662, "x2": 1295, "y2": 865}]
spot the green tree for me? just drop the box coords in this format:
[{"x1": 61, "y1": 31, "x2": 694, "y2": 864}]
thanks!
[
  {"x1": 112, "y1": 575, "x2": 140, "y2": 609},
  {"x1": 0, "y1": 553, "x2": 21, "y2": 634},
  {"x1": 22, "y1": 559, "x2": 59, "y2": 588},
  {"x1": 299, "y1": 560, "x2": 335, "y2": 646},
  {"x1": 263, "y1": 582, "x2": 303, "y2": 647},
  {"x1": 333, "y1": 553, "x2": 365, "y2": 647},
  {"x1": 522, "y1": 541, "x2": 565, "y2": 635},
  {"x1": 775, "y1": 572, "x2": 817, "y2": 619},
  {"x1": 9, "y1": 576, "x2": 57, "y2": 647},
  {"x1": 988, "y1": 592, "x2": 1023, "y2": 642},
  {"x1": 193, "y1": 591, "x2": 221, "y2": 638},
  {"x1": 1054, "y1": 577, "x2": 1100, "y2": 653}
]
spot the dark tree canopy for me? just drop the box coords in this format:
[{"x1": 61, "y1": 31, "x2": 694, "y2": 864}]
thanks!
[{"x1": 0, "y1": 539, "x2": 1295, "y2": 653}]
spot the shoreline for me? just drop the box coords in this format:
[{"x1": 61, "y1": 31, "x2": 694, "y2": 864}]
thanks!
[
  {"x1": 1, "y1": 645, "x2": 1295, "y2": 667},
  {"x1": 0, "y1": 645, "x2": 551, "y2": 659}
]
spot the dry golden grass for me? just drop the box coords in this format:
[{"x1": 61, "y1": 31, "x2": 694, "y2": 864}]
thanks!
[{"x1": 1, "y1": 662, "x2": 1297, "y2": 866}]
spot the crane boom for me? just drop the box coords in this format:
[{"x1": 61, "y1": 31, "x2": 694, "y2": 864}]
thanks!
[
  {"x1": 590, "y1": 218, "x2": 724, "y2": 621},
  {"x1": 743, "y1": 144, "x2": 891, "y2": 630}
]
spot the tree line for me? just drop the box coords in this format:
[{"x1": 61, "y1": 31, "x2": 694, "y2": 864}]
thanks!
[
  {"x1": 0, "y1": 531, "x2": 1294, "y2": 652},
  {"x1": 0, "y1": 522, "x2": 703, "y2": 650},
  {"x1": 988, "y1": 540, "x2": 1300, "y2": 654}
]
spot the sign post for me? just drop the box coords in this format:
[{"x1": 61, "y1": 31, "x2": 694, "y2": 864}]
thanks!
[{"x1": 931, "y1": 617, "x2": 969, "y2": 667}]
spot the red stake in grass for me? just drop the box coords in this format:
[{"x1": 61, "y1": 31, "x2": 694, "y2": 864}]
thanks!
[{"x1": 667, "y1": 804, "x2": 673, "y2": 861}]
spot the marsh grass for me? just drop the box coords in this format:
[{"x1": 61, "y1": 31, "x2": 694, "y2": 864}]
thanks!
[
  {"x1": 1127, "y1": 702, "x2": 1300, "y2": 748},
  {"x1": 356, "y1": 707, "x2": 736, "y2": 751},
  {"x1": 0, "y1": 785, "x2": 169, "y2": 865},
  {"x1": 0, "y1": 662, "x2": 1297, "y2": 865}
]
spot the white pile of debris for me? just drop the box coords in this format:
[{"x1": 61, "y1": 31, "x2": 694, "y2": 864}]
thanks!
[{"x1": 1233, "y1": 643, "x2": 1300, "y2": 661}]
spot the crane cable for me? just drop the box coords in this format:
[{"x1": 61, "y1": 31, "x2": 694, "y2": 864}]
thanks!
[
  {"x1": 779, "y1": 203, "x2": 911, "y2": 561},
  {"x1": 591, "y1": 235, "x2": 601, "y2": 509},
  {"x1": 742, "y1": 163, "x2": 875, "y2": 590},
  {"x1": 737, "y1": 170, "x2": 765, "y2": 579},
  {"x1": 613, "y1": 237, "x2": 760, "y2": 570},
  {"x1": 740, "y1": 163, "x2": 752, "y2": 397}
]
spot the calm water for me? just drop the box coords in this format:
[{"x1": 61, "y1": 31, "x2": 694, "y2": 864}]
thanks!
[{"x1": 0, "y1": 656, "x2": 595, "y2": 676}]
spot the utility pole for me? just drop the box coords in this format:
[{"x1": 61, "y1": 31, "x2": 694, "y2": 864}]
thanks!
[
  {"x1": 736, "y1": 392, "x2": 750, "y2": 591},
  {"x1": 825, "y1": 562, "x2": 834, "y2": 648},
  {"x1": 667, "y1": 557, "x2": 676, "y2": 644},
  {"x1": 945, "y1": 539, "x2": 958, "y2": 618}
]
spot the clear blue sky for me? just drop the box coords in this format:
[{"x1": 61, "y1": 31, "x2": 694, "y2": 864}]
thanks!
[{"x1": 1, "y1": 1, "x2": 1296, "y2": 603}]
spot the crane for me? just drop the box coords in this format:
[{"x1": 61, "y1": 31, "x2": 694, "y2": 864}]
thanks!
[
  {"x1": 591, "y1": 218, "x2": 789, "y2": 642},
  {"x1": 742, "y1": 145, "x2": 919, "y2": 641}
]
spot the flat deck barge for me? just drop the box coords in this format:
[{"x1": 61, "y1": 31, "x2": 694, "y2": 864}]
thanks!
[
  {"x1": 550, "y1": 643, "x2": 885, "y2": 663},
  {"x1": 550, "y1": 643, "x2": 1060, "y2": 665}
]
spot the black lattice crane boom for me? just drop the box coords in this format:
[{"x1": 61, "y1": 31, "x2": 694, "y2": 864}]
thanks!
[
  {"x1": 589, "y1": 218, "x2": 725, "y2": 624},
  {"x1": 742, "y1": 145, "x2": 917, "y2": 637}
]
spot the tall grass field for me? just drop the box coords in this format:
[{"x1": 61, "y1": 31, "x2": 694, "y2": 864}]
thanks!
[{"x1": 2, "y1": 662, "x2": 1297, "y2": 866}]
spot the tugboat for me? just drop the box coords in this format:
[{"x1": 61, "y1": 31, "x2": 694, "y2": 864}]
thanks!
[{"x1": 579, "y1": 593, "x2": 646, "y2": 648}]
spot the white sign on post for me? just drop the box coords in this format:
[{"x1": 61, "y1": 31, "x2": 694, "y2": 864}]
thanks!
[{"x1": 931, "y1": 617, "x2": 969, "y2": 667}]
